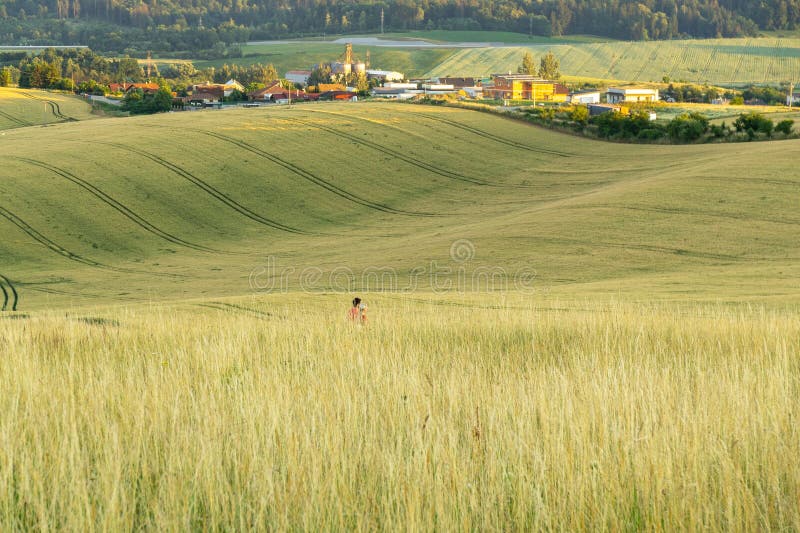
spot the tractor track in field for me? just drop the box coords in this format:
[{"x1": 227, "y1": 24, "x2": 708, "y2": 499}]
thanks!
[
  {"x1": 0, "y1": 274, "x2": 19, "y2": 311},
  {"x1": 13, "y1": 157, "x2": 230, "y2": 255},
  {"x1": 0, "y1": 109, "x2": 31, "y2": 128},
  {"x1": 198, "y1": 302, "x2": 276, "y2": 319},
  {"x1": 414, "y1": 112, "x2": 572, "y2": 157},
  {"x1": 0, "y1": 205, "x2": 127, "y2": 272},
  {"x1": 280, "y1": 116, "x2": 496, "y2": 187},
  {"x1": 98, "y1": 142, "x2": 314, "y2": 236},
  {"x1": 204, "y1": 131, "x2": 443, "y2": 218},
  {"x1": 307, "y1": 106, "x2": 571, "y2": 162},
  {"x1": 577, "y1": 203, "x2": 800, "y2": 227},
  {"x1": 0, "y1": 206, "x2": 184, "y2": 277},
  {"x1": 20, "y1": 92, "x2": 71, "y2": 120}
]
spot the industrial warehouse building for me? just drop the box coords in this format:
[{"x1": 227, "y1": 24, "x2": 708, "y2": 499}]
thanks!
[{"x1": 485, "y1": 75, "x2": 569, "y2": 102}]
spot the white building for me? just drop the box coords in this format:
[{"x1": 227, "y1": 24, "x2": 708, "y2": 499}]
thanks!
[
  {"x1": 568, "y1": 90, "x2": 601, "y2": 104},
  {"x1": 366, "y1": 70, "x2": 405, "y2": 82},
  {"x1": 384, "y1": 82, "x2": 417, "y2": 90},
  {"x1": 606, "y1": 87, "x2": 659, "y2": 103}
]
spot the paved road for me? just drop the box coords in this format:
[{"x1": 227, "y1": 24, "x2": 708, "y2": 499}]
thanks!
[
  {"x1": 247, "y1": 37, "x2": 512, "y2": 48},
  {"x1": 86, "y1": 95, "x2": 122, "y2": 106}
]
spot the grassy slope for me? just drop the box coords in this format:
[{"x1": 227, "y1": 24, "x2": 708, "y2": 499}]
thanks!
[
  {"x1": 194, "y1": 43, "x2": 452, "y2": 78},
  {"x1": 422, "y1": 35, "x2": 800, "y2": 85},
  {"x1": 1, "y1": 101, "x2": 798, "y2": 310},
  {"x1": 0, "y1": 87, "x2": 96, "y2": 130},
  {"x1": 202, "y1": 32, "x2": 800, "y2": 85}
]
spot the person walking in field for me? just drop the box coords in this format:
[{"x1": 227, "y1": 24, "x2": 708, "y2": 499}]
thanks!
[{"x1": 349, "y1": 297, "x2": 367, "y2": 324}]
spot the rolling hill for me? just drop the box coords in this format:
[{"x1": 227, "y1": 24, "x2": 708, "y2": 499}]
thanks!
[
  {"x1": 1, "y1": 100, "x2": 799, "y2": 310},
  {"x1": 0, "y1": 87, "x2": 97, "y2": 130},
  {"x1": 424, "y1": 37, "x2": 800, "y2": 85}
]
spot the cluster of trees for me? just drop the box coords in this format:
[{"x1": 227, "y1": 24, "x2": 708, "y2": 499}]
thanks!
[
  {"x1": 121, "y1": 85, "x2": 173, "y2": 114},
  {"x1": 0, "y1": 48, "x2": 290, "y2": 95},
  {"x1": 2, "y1": 0, "x2": 800, "y2": 53},
  {"x1": 0, "y1": 48, "x2": 144, "y2": 87},
  {"x1": 559, "y1": 108, "x2": 793, "y2": 142},
  {"x1": 517, "y1": 51, "x2": 560, "y2": 80}
]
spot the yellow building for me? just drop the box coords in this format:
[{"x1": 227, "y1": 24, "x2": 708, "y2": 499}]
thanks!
[{"x1": 487, "y1": 75, "x2": 569, "y2": 102}]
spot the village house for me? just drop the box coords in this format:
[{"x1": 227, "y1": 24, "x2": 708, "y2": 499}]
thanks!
[
  {"x1": 485, "y1": 74, "x2": 568, "y2": 102},
  {"x1": 247, "y1": 81, "x2": 285, "y2": 102},
  {"x1": 606, "y1": 87, "x2": 659, "y2": 103},
  {"x1": 191, "y1": 79, "x2": 245, "y2": 98},
  {"x1": 109, "y1": 82, "x2": 160, "y2": 94}
]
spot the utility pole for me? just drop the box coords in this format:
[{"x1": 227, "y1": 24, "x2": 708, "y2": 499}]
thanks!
[
  {"x1": 789, "y1": 82, "x2": 794, "y2": 108},
  {"x1": 381, "y1": 8, "x2": 384, "y2": 34}
]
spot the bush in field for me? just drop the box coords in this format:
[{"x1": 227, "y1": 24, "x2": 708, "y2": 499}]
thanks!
[
  {"x1": 710, "y1": 123, "x2": 728, "y2": 138},
  {"x1": 569, "y1": 105, "x2": 589, "y2": 125},
  {"x1": 667, "y1": 112, "x2": 709, "y2": 142},
  {"x1": 775, "y1": 119, "x2": 794, "y2": 136},
  {"x1": 734, "y1": 113, "x2": 773, "y2": 138},
  {"x1": 592, "y1": 109, "x2": 654, "y2": 139},
  {"x1": 637, "y1": 128, "x2": 665, "y2": 140}
]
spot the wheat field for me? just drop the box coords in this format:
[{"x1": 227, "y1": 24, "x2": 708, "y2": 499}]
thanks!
[{"x1": 1, "y1": 294, "x2": 798, "y2": 530}]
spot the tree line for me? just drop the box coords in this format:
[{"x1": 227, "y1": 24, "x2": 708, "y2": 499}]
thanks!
[{"x1": 2, "y1": 0, "x2": 800, "y2": 54}]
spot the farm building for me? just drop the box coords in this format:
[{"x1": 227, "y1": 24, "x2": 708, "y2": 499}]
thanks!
[
  {"x1": 367, "y1": 70, "x2": 405, "y2": 82},
  {"x1": 320, "y1": 91, "x2": 357, "y2": 101},
  {"x1": 187, "y1": 92, "x2": 221, "y2": 106},
  {"x1": 437, "y1": 77, "x2": 479, "y2": 88},
  {"x1": 588, "y1": 104, "x2": 622, "y2": 116},
  {"x1": 787, "y1": 92, "x2": 800, "y2": 105},
  {"x1": 606, "y1": 87, "x2": 659, "y2": 103},
  {"x1": 568, "y1": 90, "x2": 601, "y2": 104},
  {"x1": 316, "y1": 83, "x2": 348, "y2": 93},
  {"x1": 285, "y1": 70, "x2": 312, "y2": 86},
  {"x1": 485, "y1": 75, "x2": 568, "y2": 102},
  {"x1": 370, "y1": 87, "x2": 418, "y2": 100}
]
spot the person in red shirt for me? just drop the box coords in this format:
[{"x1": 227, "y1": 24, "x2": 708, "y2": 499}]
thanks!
[{"x1": 349, "y1": 297, "x2": 362, "y2": 322}]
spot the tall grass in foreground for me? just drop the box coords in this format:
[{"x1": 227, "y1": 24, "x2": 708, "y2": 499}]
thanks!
[{"x1": 0, "y1": 296, "x2": 798, "y2": 531}]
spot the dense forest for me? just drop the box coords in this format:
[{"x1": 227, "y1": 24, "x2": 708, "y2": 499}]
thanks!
[{"x1": 0, "y1": 0, "x2": 798, "y2": 53}]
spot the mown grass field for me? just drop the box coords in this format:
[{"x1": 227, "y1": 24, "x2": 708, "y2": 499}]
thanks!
[
  {"x1": 1, "y1": 100, "x2": 799, "y2": 529},
  {"x1": 0, "y1": 87, "x2": 96, "y2": 130}
]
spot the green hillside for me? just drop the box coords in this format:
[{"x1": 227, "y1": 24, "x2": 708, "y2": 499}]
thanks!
[
  {"x1": 424, "y1": 37, "x2": 800, "y2": 85},
  {"x1": 0, "y1": 88, "x2": 97, "y2": 130},
  {"x1": 1, "y1": 101, "x2": 798, "y2": 310}
]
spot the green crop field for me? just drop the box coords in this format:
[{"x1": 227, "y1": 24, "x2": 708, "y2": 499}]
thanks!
[
  {"x1": 0, "y1": 87, "x2": 97, "y2": 130},
  {"x1": 424, "y1": 37, "x2": 800, "y2": 86},
  {"x1": 1, "y1": 102, "x2": 799, "y2": 529},
  {"x1": 2, "y1": 101, "x2": 799, "y2": 308}
]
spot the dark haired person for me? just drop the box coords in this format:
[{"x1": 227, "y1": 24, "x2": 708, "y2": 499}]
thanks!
[{"x1": 349, "y1": 297, "x2": 361, "y2": 322}]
